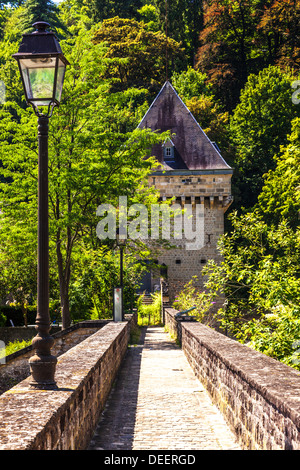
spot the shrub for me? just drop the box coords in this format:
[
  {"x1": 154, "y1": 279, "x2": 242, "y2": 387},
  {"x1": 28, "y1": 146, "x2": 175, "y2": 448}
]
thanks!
[
  {"x1": 137, "y1": 292, "x2": 162, "y2": 325},
  {"x1": 238, "y1": 303, "x2": 300, "y2": 370},
  {"x1": 173, "y1": 276, "x2": 216, "y2": 324},
  {"x1": 0, "y1": 339, "x2": 32, "y2": 359}
]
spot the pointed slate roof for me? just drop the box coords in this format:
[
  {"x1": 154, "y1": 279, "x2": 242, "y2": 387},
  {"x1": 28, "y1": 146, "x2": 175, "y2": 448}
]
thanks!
[{"x1": 138, "y1": 81, "x2": 232, "y2": 172}]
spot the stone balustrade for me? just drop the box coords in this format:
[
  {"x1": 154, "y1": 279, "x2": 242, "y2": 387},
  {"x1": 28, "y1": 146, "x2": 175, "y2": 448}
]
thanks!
[
  {"x1": 2, "y1": 307, "x2": 300, "y2": 451},
  {"x1": 164, "y1": 307, "x2": 300, "y2": 450},
  {"x1": 0, "y1": 317, "x2": 135, "y2": 450},
  {"x1": 0, "y1": 320, "x2": 109, "y2": 395}
]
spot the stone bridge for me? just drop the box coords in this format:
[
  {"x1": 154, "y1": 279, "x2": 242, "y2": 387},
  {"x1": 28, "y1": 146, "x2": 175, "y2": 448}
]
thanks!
[{"x1": 0, "y1": 308, "x2": 299, "y2": 451}]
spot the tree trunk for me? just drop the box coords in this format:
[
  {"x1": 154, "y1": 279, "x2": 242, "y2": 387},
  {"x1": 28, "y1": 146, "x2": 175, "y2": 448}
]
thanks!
[
  {"x1": 60, "y1": 279, "x2": 71, "y2": 330},
  {"x1": 21, "y1": 305, "x2": 28, "y2": 328},
  {"x1": 56, "y1": 232, "x2": 71, "y2": 330}
]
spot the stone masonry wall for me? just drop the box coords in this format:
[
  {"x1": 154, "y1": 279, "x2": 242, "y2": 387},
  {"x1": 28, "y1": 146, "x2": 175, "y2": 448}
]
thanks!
[
  {"x1": 0, "y1": 325, "x2": 61, "y2": 344},
  {"x1": 0, "y1": 321, "x2": 108, "y2": 395},
  {"x1": 0, "y1": 317, "x2": 135, "y2": 450},
  {"x1": 150, "y1": 172, "x2": 232, "y2": 200},
  {"x1": 148, "y1": 172, "x2": 232, "y2": 303},
  {"x1": 165, "y1": 308, "x2": 300, "y2": 450}
]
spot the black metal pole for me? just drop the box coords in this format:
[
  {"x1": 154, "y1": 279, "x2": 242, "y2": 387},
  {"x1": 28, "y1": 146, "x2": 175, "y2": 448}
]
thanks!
[
  {"x1": 120, "y1": 246, "x2": 124, "y2": 320},
  {"x1": 29, "y1": 115, "x2": 57, "y2": 389}
]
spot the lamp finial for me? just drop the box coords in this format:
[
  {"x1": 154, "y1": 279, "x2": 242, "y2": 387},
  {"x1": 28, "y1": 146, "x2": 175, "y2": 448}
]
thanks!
[{"x1": 32, "y1": 21, "x2": 50, "y2": 34}]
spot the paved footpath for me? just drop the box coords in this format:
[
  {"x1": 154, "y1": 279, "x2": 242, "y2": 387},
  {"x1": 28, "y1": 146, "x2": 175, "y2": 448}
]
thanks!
[{"x1": 88, "y1": 326, "x2": 241, "y2": 451}]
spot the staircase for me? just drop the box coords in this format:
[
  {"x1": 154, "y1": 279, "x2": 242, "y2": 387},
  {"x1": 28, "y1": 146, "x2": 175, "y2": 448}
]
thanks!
[{"x1": 141, "y1": 294, "x2": 153, "y2": 305}]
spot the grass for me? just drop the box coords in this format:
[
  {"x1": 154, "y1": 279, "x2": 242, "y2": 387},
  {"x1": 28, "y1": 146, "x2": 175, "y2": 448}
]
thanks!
[{"x1": 0, "y1": 339, "x2": 32, "y2": 359}]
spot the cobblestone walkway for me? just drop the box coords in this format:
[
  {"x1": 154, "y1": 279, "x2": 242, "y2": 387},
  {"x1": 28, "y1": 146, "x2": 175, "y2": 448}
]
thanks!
[{"x1": 88, "y1": 326, "x2": 241, "y2": 451}]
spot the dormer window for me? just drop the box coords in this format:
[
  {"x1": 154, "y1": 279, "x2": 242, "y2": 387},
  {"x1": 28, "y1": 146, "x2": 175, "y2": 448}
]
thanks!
[
  {"x1": 163, "y1": 138, "x2": 175, "y2": 161},
  {"x1": 165, "y1": 146, "x2": 173, "y2": 158}
]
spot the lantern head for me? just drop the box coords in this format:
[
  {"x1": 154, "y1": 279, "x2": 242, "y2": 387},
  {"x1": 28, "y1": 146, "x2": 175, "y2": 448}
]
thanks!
[{"x1": 13, "y1": 21, "x2": 69, "y2": 116}]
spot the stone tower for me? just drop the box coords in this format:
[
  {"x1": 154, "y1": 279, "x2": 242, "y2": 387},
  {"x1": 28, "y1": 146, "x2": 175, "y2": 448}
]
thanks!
[{"x1": 138, "y1": 81, "x2": 233, "y2": 303}]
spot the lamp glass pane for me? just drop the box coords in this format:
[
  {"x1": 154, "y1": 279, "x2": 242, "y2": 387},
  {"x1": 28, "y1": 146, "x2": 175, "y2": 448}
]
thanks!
[
  {"x1": 55, "y1": 59, "x2": 66, "y2": 102},
  {"x1": 19, "y1": 57, "x2": 56, "y2": 106}
]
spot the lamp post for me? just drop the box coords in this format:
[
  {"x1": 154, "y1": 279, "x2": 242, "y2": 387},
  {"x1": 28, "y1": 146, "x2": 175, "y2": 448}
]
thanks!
[
  {"x1": 115, "y1": 228, "x2": 126, "y2": 321},
  {"x1": 13, "y1": 21, "x2": 69, "y2": 389}
]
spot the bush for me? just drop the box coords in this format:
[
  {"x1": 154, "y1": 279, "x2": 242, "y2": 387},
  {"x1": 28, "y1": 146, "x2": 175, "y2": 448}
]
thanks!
[
  {"x1": 173, "y1": 276, "x2": 216, "y2": 325},
  {"x1": 137, "y1": 292, "x2": 162, "y2": 325},
  {"x1": 238, "y1": 304, "x2": 300, "y2": 370}
]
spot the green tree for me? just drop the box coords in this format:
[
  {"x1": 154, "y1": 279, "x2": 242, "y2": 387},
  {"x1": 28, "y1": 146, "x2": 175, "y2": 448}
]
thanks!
[
  {"x1": 257, "y1": 0, "x2": 300, "y2": 69},
  {"x1": 69, "y1": 244, "x2": 147, "y2": 321},
  {"x1": 92, "y1": 16, "x2": 182, "y2": 95},
  {"x1": 203, "y1": 211, "x2": 300, "y2": 339},
  {"x1": 0, "y1": 1, "x2": 24, "y2": 6},
  {"x1": 239, "y1": 303, "x2": 300, "y2": 369},
  {"x1": 17, "y1": 0, "x2": 66, "y2": 34},
  {"x1": 230, "y1": 65, "x2": 300, "y2": 209},
  {"x1": 171, "y1": 66, "x2": 212, "y2": 99},
  {"x1": 152, "y1": 0, "x2": 203, "y2": 67},
  {"x1": 0, "y1": 226, "x2": 37, "y2": 327},
  {"x1": 0, "y1": 38, "x2": 24, "y2": 106},
  {"x1": 196, "y1": 0, "x2": 263, "y2": 110},
  {"x1": 258, "y1": 117, "x2": 300, "y2": 228},
  {"x1": 0, "y1": 5, "x2": 10, "y2": 40},
  {"x1": 137, "y1": 3, "x2": 160, "y2": 31},
  {"x1": 0, "y1": 26, "x2": 168, "y2": 328},
  {"x1": 72, "y1": 0, "x2": 203, "y2": 67},
  {"x1": 71, "y1": 0, "x2": 144, "y2": 22},
  {"x1": 202, "y1": 108, "x2": 300, "y2": 368}
]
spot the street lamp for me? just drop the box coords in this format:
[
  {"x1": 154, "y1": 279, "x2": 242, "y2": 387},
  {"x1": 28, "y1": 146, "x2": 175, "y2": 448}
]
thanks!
[
  {"x1": 13, "y1": 21, "x2": 69, "y2": 389},
  {"x1": 114, "y1": 228, "x2": 126, "y2": 321},
  {"x1": 13, "y1": 21, "x2": 68, "y2": 117}
]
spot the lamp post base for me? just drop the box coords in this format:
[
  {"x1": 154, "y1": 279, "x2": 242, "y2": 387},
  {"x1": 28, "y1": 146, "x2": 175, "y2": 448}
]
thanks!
[
  {"x1": 29, "y1": 332, "x2": 57, "y2": 389},
  {"x1": 29, "y1": 355, "x2": 57, "y2": 389}
]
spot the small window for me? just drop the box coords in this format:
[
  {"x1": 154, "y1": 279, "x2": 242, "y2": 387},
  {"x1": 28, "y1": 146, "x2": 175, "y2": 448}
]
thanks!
[
  {"x1": 164, "y1": 146, "x2": 174, "y2": 160},
  {"x1": 163, "y1": 138, "x2": 175, "y2": 161},
  {"x1": 165, "y1": 147, "x2": 172, "y2": 157},
  {"x1": 200, "y1": 258, "x2": 206, "y2": 265},
  {"x1": 175, "y1": 259, "x2": 181, "y2": 265}
]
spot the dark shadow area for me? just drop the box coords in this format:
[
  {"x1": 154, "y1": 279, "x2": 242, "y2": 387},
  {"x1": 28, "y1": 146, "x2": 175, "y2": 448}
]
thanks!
[{"x1": 87, "y1": 327, "x2": 148, "y2": 450}]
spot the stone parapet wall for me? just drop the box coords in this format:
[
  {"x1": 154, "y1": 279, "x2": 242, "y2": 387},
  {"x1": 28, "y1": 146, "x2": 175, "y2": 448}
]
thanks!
[
  {"x1": 0, "y1": 320, "x2": 108, "y2": 395},
  {"x1": 0, "y1": 325, "x2": 61, "y2": 344},
  {"x1": 164, "y1": 308, "x2": 300, "y2": 450},
  {"x1": 146, "y1": 172, "x2": 230, "y2": 304},
  {"x1": 150, "y1": 172, "x2": 232, "y2": 201},
  {"x1": 0, "y1": 318, "x2": 135, "y2": 450}
]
